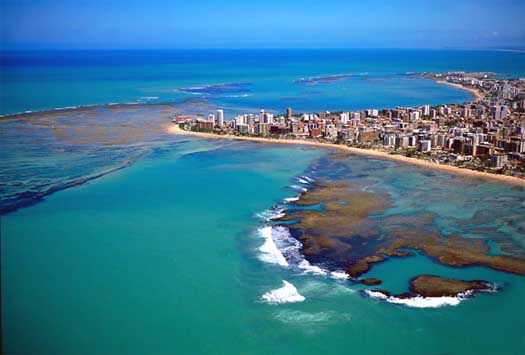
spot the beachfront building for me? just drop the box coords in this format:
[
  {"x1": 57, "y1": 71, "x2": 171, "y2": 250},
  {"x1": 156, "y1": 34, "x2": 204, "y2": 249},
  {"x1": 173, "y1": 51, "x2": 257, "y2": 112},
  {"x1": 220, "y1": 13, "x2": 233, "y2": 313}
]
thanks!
[
  {"x1": 208, "y1": 113, "x2": 215, "y2": 125},
  {"x1": 418, "y1": 140, "x2": 432, "y2": 152},
  {"x1": 217, "y1": 109, "x2": 224, "y2": 127}
]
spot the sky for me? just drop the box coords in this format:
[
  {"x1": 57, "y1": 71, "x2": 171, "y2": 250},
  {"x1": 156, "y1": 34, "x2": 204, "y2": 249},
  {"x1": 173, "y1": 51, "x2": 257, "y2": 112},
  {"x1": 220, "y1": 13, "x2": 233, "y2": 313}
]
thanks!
[{"x1": 1, "y1": 0, "x2": 524, "y2": 49}]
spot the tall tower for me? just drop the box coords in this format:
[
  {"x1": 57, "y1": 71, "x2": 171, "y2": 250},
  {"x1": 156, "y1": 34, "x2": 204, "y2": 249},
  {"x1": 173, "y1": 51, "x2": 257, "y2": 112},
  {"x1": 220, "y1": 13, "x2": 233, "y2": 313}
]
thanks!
[
  {"x1": 216, "y1": 109, "x2": 224, "y2": 127},
  {"x1": 286, "y1": 107, "x2": 292, "y2": 119}
]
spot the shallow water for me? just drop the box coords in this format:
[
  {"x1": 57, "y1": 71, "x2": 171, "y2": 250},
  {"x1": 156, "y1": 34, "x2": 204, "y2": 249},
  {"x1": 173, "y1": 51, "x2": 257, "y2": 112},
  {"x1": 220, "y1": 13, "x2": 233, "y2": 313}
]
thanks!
[{"x1": 2, "y1": 139, "x2": 525, "y2": 354}]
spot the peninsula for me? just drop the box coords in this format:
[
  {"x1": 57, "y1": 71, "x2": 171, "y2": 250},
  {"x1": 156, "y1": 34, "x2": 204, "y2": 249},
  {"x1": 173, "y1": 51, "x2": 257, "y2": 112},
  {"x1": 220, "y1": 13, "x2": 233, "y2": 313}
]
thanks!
[{"x1": 170, "y1": 72, "x2": 525, "y2": 184}]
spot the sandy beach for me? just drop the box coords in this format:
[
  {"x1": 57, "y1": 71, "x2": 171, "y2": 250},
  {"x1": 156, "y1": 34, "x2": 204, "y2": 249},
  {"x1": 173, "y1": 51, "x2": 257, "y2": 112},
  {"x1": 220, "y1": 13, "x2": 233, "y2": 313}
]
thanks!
[
  {"x1": 436, "y1": 80, "x2": 484, "y2": 101},
  {"x1": 168, "y1": 125, "x2": 525, "y2": 187}
]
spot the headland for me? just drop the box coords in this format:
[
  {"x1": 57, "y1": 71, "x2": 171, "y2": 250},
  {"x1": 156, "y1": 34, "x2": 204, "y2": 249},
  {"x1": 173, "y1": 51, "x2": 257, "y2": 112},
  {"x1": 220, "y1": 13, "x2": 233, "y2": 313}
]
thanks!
[{"x1": 170, "y1": 71, "x2": 525, "y2": 185}]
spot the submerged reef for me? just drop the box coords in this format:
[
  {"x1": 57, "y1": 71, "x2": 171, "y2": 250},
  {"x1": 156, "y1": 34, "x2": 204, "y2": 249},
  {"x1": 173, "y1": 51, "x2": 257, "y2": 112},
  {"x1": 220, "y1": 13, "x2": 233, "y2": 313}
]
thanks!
[
  {"x1": 293, "y1": 74, "x2": 354, "y2": 86},
  {"x1": 369, "y1": 275, "x2": 495, "y2": 303},
  {"x1": 409, "y1": 275, "x2": 493, "y2": 297},
  {"x1": 276, "y1": 178, "x2": 525, "y2": 298},
  {"x1": 360, "y1": 278, "x2": 382, "y2": 286}
]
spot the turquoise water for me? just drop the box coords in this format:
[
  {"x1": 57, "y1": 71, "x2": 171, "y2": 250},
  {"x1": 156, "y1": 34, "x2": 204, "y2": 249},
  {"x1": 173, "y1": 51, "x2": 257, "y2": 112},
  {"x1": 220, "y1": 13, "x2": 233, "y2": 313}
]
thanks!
[
  {"x1": 2, "y1": 49, "x2": 525, "y2": 354},
  {"x1": 2, "y1": 139, "x2": 525, "y2": 354},
  {"x1": 3, "y1": 49, "x2": 525, "y2": 115}
]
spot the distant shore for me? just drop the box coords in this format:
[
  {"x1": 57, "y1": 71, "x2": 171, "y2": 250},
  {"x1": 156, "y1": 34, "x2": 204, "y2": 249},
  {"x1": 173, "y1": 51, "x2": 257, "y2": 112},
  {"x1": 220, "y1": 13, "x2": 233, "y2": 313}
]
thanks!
[
  {"x1": 436, "y1": 80, "x2": 484, "y2": 101},
  {"x1": 168, "y1": 125, "x2": 525, "y2": 187}
]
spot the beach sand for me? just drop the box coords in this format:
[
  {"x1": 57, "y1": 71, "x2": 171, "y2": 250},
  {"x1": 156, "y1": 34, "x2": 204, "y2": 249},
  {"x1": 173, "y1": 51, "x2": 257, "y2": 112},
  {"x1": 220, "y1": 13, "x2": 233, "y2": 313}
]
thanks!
[
  {"x1": 436, "y1": 80, "x2": 484, "y2": 101},
  {"x1": 167, "y1": 125, "x2": 525, "y2": 187}
]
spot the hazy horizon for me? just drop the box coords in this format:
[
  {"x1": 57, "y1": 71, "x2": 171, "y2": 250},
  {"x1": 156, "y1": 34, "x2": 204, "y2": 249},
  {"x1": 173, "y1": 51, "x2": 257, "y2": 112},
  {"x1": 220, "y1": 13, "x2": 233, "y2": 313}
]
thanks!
[{"x1": 2, "y1": 0, "x2": 524, "y2": 50}]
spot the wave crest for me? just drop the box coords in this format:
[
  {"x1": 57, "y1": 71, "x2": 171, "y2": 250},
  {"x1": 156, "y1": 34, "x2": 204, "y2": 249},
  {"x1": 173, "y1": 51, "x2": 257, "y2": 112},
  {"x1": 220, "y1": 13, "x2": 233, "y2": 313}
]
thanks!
[
  {"x1": 262, "y1": 280, "x2": 305, "y2": 304},
  {"x1": 364, "y1": 287, "x2": 496, "y2": 308}
]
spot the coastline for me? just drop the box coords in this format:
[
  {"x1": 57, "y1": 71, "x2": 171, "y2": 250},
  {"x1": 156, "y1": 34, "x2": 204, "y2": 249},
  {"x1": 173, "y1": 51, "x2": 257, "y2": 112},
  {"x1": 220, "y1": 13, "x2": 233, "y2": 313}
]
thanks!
[
  {"x1": 436, "y1": 80, "x2": 483, "y2": 101},
  {"x1": 168, "y1": 125, "x2": 525, "y2": 187}
]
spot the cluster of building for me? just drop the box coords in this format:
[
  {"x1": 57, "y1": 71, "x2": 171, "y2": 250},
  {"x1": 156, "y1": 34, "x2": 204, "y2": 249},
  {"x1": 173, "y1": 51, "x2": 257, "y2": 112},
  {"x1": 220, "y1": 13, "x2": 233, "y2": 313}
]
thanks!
[{"x1": 175, "y1": 72, "x2": 525, "y2": 177}]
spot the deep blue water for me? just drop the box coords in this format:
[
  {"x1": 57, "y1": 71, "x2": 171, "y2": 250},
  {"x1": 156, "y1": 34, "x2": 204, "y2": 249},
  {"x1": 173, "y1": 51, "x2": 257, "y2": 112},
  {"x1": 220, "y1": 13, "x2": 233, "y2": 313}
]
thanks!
[{"x1": 2, "y1": 49, "x2": 525, "y2": 115}]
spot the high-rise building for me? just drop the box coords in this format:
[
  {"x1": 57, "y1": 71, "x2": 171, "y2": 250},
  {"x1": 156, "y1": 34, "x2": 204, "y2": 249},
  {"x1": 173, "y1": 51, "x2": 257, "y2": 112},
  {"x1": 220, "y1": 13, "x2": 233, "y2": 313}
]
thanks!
[
  {"x1": 491, "y1": 105, "x2": 508, "y2": 120},
  {"x1": 340, "y1": 112, "x2": 349, "y2": 124},
  {"x1": 418, "y1": 140, "x2": 431, "y2": 152},
  {"x1": 490, "y1": 154, "x2": 508, "y2": 168},
  {"x1": 208, "y1": 113, "x2": 215, "y2": 125},
  {"x1": 216, "y1": 109, "x2": 224, "y2": 127},
  {"x1": 422, "y1": 105, "x2": 430, "y2": 116},
  {"x1": 383, "y1": 133, "x2": 396, "y2": 147},
  {"x1": 286, "y1": 107, "x2": 293, "y2": 119},
  {"x1": 367, "y1": 109, "x2": 379, "y2": 117},
  {"x1": 256, "y1": 123, "x2": 271, "y2": 136},
  {"x1": 409, "y1": 111, "x2": 420, "y2": 121}
]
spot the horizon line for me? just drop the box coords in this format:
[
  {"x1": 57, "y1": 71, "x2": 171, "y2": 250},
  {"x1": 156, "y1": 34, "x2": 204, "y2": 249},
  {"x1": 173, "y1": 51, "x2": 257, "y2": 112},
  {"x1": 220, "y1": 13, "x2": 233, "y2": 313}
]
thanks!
[{"x1": 2, "y1": 46, "x2": 525, "y2": 52}]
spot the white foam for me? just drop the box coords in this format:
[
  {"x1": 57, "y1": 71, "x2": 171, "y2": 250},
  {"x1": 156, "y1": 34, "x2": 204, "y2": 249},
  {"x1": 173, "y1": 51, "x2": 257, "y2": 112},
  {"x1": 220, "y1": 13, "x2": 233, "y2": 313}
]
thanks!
[
  {"x1": 301, "y1": 175, "x2": 315, "y2": 183},
  {"x1": 290, "y1": 185, "x2": 308, "y2": 192},
  {"x1": 274, "y1": 309, "x2": 352, "y2": 328},
  {"x1": 262, "y1": 280, "x2": 305, "y2": 304},
  {"x1": 178, "y1": 85, "x2": 205, "y2": 90},
  {"x1": 257, "y1": 226, "x2": 333, "y2": 276},
  {"x1": 283, "y1": 196, "x2": 299, "y2": 203},
  {"x1": 258, "y1": 227, "x2": 288, "y2": 266},
  {"x1": 330, "y1": 270, "x2": 350, "y2": 280},
  {"x1": 298, "y1": 178, "x2": 310, "y2": 184},
  {"x1": 224, "y1": 94, "x2": 252, "y2": 98},
  {"x1": 365, "y1": 290, "x2": 472, "y2": 308},
  {"x1": 274, "y1": 310, "x2": 333, "y2": 324},
  {"x1": 256, "y1": 207, "x2": 285, "y2": 221},
  {"x1": 298, "y1": 259, "x2": 328, "y2": 276}
]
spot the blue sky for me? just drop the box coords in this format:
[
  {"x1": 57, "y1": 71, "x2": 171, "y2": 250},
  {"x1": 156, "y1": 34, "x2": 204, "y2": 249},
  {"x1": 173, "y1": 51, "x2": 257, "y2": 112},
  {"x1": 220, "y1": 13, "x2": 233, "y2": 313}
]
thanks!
[{"x1": 1, "y1": 0, "x2": 524, "y2": 49}]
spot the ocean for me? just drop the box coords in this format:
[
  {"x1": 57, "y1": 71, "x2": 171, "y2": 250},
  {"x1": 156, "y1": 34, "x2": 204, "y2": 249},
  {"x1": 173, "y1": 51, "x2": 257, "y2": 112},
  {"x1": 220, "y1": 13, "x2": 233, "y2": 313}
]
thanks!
[
  {"x1": 1, "y1": 49, "x2": 525, "y2": 354},
  {"x1": 2, "y1": 49, "x2": 525, "y2": 116}
]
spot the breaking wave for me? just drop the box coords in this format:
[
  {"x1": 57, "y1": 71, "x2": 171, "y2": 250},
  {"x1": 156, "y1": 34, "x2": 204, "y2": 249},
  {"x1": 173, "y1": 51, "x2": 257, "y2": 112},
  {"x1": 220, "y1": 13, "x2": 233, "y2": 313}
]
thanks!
[
  {"x1": 257, "y1": 225, "x2": 350, "y2": 279},
  {"x1": 261, "y1": 280, "x2": 305, "y2": 304},
  {"x1": 364, "y1": 286, "x2": 497, "y2": 308},
  {"x1": 301, "y1": 175, "x2": 315, "y2": 183},
  {"x1": 258, "y1": 226, "x2": 289, "y2": 267},
  {"x1": 255, "y1": 206, "x2": 286, "y2": 221},
  {"x1": 290, "y1": 185, "x2": 308, "y2": 192},
  {"x1": 283, "y1": 196, "x2": 300, "y2": 203}
]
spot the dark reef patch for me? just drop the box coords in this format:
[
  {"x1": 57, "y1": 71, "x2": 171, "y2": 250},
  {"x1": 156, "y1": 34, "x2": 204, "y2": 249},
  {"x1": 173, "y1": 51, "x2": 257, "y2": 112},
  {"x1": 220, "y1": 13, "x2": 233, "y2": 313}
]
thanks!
[
  {"x1": 361, "y1": 278, "x2": 382, "y2": 286},
  {"x1": 275, "y1": 174, "x2": 525, "y2": 298},
  {"x1": 177, "y1": 82, "x2": 252, "y2": 97},
  {"x1": 409, "y1": 275, "x2": 494, "y2": 297},
  {"x1": 293, "y1": 74, "x2": 353, "y2": 86}
]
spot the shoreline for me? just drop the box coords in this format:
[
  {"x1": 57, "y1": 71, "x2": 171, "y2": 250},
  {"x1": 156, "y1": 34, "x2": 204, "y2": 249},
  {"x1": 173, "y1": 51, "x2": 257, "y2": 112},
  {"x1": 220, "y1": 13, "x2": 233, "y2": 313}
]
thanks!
[
  {"x1": 436, "y1": 80, "x2": 483, "y2": 101},
  {"x1": 168, "y1": 125, "x2": 525, "y2": 187}
]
